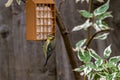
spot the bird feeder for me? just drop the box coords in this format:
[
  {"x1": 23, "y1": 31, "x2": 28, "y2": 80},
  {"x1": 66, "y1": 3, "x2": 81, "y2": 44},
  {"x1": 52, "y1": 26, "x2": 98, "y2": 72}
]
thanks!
[{"x1": 26, "y1": 0, "x2": 56, "y2": 40}]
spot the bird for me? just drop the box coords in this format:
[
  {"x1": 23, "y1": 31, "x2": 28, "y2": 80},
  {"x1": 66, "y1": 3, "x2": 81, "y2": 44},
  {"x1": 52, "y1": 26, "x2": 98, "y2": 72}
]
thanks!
[{"x1": 42, "y1": 34, "x2": 56, "y2": 66}]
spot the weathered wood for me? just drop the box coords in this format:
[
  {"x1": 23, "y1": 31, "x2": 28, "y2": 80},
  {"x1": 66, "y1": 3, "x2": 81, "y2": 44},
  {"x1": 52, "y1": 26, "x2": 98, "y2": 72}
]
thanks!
[{"x1": 0, "y1": 0, "x2": 120, "y2": 80}]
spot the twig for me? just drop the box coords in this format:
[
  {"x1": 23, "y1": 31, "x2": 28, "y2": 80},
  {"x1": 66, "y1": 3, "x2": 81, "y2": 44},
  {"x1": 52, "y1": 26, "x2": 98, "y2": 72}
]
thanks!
[
  {"x1": 86, "y1": 0, "x2": 93, "y2": 49},
  {"x1": 88, "y1": 0, "x2": 93, "y2": 12},
  {"x1": 84, "y1": 1, "x2": 93, "y2": 79},
  {"x1": 85, "y1": 29, "x2": 112, "y2": 50}
]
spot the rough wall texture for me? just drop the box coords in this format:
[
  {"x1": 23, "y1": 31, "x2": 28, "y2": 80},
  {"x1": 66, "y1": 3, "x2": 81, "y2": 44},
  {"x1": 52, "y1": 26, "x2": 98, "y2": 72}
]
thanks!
[{"x1": 0, "y1": 0, "x2": 120, "y2": 80}]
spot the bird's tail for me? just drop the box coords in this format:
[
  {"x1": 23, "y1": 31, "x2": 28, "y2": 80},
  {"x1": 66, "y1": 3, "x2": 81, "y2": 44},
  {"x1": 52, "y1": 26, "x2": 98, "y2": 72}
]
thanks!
[
  {"x1": 44, "y1": 57, "x2": 48, "y2": 66},
  {"x1": 44, "y1": 53, "x2": 51, "y2": 66}
]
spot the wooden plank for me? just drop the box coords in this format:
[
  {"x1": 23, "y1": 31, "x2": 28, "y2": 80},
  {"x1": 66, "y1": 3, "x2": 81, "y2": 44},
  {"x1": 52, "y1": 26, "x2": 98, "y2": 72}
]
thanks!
[{"x1": 0, "y1": 0, "x2": 120, "y2": 80}]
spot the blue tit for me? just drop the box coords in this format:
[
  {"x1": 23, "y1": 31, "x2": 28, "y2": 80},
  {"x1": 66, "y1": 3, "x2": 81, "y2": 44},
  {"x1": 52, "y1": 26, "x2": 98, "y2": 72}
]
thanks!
[{"x1": 42, "y1": 34, "x2": 56, "y2": 66}]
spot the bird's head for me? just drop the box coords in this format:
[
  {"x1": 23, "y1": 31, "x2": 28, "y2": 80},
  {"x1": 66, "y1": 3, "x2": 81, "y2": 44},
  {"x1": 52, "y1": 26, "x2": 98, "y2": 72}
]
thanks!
[{"x1": 47, "y1": 34, "x2": 55, "y2": 40}]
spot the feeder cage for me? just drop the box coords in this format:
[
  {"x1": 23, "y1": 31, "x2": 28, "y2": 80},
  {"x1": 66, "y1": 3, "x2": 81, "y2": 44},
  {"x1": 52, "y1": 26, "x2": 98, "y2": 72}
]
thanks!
[{"x1": 26, "y1": 0, "x2": 56, "y2": 40}]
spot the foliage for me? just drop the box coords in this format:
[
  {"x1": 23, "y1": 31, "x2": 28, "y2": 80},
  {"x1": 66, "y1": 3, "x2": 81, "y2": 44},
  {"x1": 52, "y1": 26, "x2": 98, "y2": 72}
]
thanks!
[
  {"x1": 5, "y1": 0, "x2": 21, "y2": 7},
  {"x1": 76, "y1": 0, "x2": 104, "y2": 3},
  {"x1": 73, "y1": 0, "x2": 120, "y2": 80}
]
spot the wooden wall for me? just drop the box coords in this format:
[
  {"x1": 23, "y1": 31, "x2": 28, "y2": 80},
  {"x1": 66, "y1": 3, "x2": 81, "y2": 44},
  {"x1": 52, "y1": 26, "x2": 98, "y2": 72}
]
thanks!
[{"x1": 0, "y1": 0, "x2": 120, "y2": 80}]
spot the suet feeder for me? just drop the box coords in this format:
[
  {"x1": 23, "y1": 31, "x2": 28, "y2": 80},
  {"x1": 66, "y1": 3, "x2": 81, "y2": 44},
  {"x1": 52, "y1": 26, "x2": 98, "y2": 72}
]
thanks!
[{"x1": 26, "y1": 0, "x2": 56, "y2": 40}]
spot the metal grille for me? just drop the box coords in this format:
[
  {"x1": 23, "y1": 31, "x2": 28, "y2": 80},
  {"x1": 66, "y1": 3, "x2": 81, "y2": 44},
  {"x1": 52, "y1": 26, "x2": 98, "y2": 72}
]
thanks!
[{"x1": 36, "y1": 4, "x2": 55, "y2": 40}]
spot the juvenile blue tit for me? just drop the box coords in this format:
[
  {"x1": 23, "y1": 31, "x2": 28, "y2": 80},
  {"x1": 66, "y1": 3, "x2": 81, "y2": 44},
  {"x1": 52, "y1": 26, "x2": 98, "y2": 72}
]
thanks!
[{"x1": 42, "y1": 34, "x2": 56, "y2": 66}]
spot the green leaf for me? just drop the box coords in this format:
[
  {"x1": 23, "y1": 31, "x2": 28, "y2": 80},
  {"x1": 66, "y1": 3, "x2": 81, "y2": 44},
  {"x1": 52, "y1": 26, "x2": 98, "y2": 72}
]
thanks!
[
  {"x1": 101, "y1": 21, "x2": 110, "y2": 30},
  {"x1": 84, "y1": 65, "x2": 92, "y2": 75},
  {"x1": 16, "y1": 0, "x2": 21, "y2": 5},
  {"x1": 106, "y1": 73, "x2": 117, "y2": 80},
  {"x1": 111, "y1": 72, "x2": 117, "y2": 80},
  {"x1": 78, "y1": 49, "x2": 85, "y2": 61},
  {"x1": 98, "y1": 72, "x2": 108, "y2": 77},
  {"x1": 72, "y1": 19, "x2": 92, "y2": 31},
  {"x1": 94, "y1": 73, "x2": 101, "y2": 80},
  {"x1": 79, "y1": 10, "x2": 93, "y2": 18},
  {"x1": 88, "y1": 73, "x2": 95, "y2": 80},
  {"x1": 104, "y1": 45, "x2": 112, "y2": 59},
  {"x1": 110, "y1": 67, "x2": 119, "y2": 72},
  {"x1": 83, "y1": 63, "x2": 95, "y2": 75},
  {"x1": 76, "y1": 39, "x2": 86, "y2": 48},
  {"x1": 89, "y1": 49, "x2": 101, "y2": 60},
  {"x1": 86, "y1": 62, "x2": 95, "y2": 69},
  {"x1": 94, "y1": 66, "x2": 104, "y2": 71},
  {"x1": 76, "y1": 0, "x2": 89, "y2": 3},
  {"x1": 73, "y1": 65, "x2": 85, "y2": 72},
  {"x1": 98, "y1": 72, "x2": 111, "y2": 80},
  {"x1": 94, "y1": 0, "x2": 110, "y2": 16},
  {"x1": 5, "y1": 0, "x2": 13, "y2": 7},
  {"x1": 100, "y1": 77, "x2": 106, "y2": 80},
  {"x1": 94, "y1": 20, "x2": 110, "y2": 32},
  {"x1": 109, "y1": 56, "x2": 120, "y2": 66},
  {"x1": 78, "y1": 49, "x2": 91, "y2": 63},
  {"x1": 94, "y1": 33, "x2": 109, "y2": 40},
  {"x1": 117, "y1": 72, "x2": 120, "y2": 78},
  {"x1": 106, "y1": 62, "x2": 115, "y2": 68},
  {"x1": 118, "y1": 64, "x2": 120, "y2": 70},
  {"x1": 97, "y1": 12, "x2": 113, "y2": 20},
  {"x1": 97, "y1": 0, "x2": 104, "y2": 3},
  {"x1": 93, "y1": 23, "x2": 101, "y2": 31},
  {"x1": 95, "y1": 59, "x2": 104, "y2": 67}
]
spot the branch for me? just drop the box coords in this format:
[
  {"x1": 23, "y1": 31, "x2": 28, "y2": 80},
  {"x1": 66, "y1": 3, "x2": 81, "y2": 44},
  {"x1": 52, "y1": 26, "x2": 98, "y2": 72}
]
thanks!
[
  {"x1": 85, "y1": 29, "x2": 112, "y2": 50},
  {"x1": 86, "y1": 0, "x2": 93, "y2": 49},
  {"x1": 56, "y1": 9, "x2": 81, "y2": 80}
]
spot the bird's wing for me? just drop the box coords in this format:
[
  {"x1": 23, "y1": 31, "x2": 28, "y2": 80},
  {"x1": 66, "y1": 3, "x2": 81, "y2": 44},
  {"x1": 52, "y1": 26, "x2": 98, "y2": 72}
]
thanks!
[
  {"x1": 43, "y1": 40, "x2": 50, "y2": 58},
  {"x1": 51, "y1": 38, "x2": 56, "y2": 50},
  {"x1": 46, "y1": 38, "x2": 56, "y2": 56}
]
